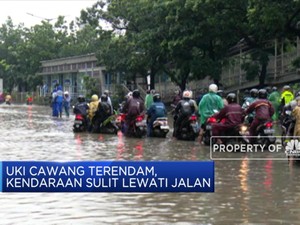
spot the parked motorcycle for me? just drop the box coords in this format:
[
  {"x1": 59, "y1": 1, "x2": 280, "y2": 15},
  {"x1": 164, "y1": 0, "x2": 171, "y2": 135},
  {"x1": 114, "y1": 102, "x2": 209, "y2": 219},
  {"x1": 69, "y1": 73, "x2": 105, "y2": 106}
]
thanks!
[
  {"x1": 121, "y1": 114, "x2": 147, "y2": 138},
  {"x1": 151, "y1": 117, "x2": 170, "y2": 138},
  {"x1": 175, "y1": 114, "x2": 200, "y2": 141}
]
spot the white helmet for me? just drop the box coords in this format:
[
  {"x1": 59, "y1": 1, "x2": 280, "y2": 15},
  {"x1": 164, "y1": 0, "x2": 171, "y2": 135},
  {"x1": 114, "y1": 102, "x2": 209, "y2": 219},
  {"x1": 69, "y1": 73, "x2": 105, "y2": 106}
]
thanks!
[
  {"x1": 182, "y1": 90, "x2": 192, "y2": 99},
  {"x1": 64, "y1": 91, "x2": 69, "y2": 95},
  {"x1": 209, "y1": 84, "x2": 218, "y2": 93},
  {"x1": 127, "y1": 92, "x2": 133, "y2": 98}
]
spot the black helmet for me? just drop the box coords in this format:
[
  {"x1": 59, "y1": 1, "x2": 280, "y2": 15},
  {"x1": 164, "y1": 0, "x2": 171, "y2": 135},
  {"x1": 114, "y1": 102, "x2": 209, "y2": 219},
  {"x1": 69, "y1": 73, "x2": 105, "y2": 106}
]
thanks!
[
  {"x1": 258, "y1": 89, "x2": 267, "y2": 99},
  {"x1": 272, "y1": 86, "x2": 277, "y2": 92},
  {"x1": 132, "y1": 89, "x2": 140, "y2": 98},
  {"x1": 77, "y1": 95, "x2": 85, "y2": 103},
  {"x1": 244, "y1": 89, "x2": 250, "y2": 95},
  {"x1": 217, "y1": 90, "x2": 225, "y2": 98},
  {"x1": 265, "y1": 86, "x2": 271, "y2": 94},
  {"x1": 153, "y1": 93, "x2": 161, "y2": 102},
  {"x1": 226, "y1": 93, "x2": 237, "y2": 104},
  {"x1": 100, "y1": 94, "x2": 108, "y2": 102},
  {"x1": 250, "y1": 88, "x2": 258, "y2": 98}
]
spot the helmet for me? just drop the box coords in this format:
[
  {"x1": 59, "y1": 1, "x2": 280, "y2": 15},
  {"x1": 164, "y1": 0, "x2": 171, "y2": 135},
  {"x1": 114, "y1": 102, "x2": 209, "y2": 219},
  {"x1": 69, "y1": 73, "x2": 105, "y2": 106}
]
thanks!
[
  {"x1": 127, "y1": 92, "x2": 133, "y2": 98},
  {"x1": 104, "y1": 90, "x2": 110, "y2": 95},
  {"x1": 226, "y1": 93, "x2": 237, "y2": 104},
  {"x1": 91, "y1": 94, "x2": 99, "y2": 101},
  {"x1": 182, "y1": 90, "x2": 192, "y2": 99},
  {"x1": 153, "y1": 93, "x2": 161, "y2": 102},
  {"x1": 265, "y1": 86, "x2": 271, "y2": 94},
  {"x1": 77, "y1": 95, "x2": 85, "y2": 103},
  {"x1": 258, "y1": 89, "x2": 267, "y2": 99},
  {"x1": 209, "y1": 84, "x2": 218, "y2": 93},
  {"x1": 64, "y1": 91, "x2": 69, "y2": 95},
  {"x1": 272, "y1": 86, "x2": 277, "y2": 92},
  {"x1": 100, "y1": 94, "x2": 108, "y2": 102},
  {"x1": 283, "y1": 85, "x2": 291, "y2": 91},
  {"x1": 217, "y1": 90, "x2": 225, "y2": 98},
  {"x1": 250, "y1": 88, "x2": 258, "y2": 98},
  {"x1": 132, "y1": 89, "x2": 140, "y2": 98}
]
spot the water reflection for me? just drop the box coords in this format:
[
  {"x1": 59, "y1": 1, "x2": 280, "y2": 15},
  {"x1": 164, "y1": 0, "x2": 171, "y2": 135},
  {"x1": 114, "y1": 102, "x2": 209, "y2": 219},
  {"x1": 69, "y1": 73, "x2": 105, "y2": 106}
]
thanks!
[{"x1": 239, "y1": 157, "x2": 249, "y2": 224}]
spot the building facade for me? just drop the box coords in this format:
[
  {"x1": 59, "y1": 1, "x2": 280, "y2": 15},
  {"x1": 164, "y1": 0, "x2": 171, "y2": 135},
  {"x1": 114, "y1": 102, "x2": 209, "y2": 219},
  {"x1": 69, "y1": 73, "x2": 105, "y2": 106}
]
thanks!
[{"x1": 36, "y1": 53, "x2": 113, "y2": 99}]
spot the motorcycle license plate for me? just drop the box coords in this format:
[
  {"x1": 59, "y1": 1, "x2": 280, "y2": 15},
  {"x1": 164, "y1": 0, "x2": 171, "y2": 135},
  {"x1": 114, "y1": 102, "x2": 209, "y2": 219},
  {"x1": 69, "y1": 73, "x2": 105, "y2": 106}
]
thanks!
[
  {"x1": 264, "y1": 129, "x2": 274, "y2": 134},
  {"x1": 206, "y1": 124, "x2": 212, "y2": 130},
  {"x1": 136, "y1": 121, "x2": 146, "y2": 126},
  {"x1": 74, "y1": 120, "x2": 82, "y2": 125},
  {"x1": 161, "y1": 125, "x2": 169, "y2": 129}
]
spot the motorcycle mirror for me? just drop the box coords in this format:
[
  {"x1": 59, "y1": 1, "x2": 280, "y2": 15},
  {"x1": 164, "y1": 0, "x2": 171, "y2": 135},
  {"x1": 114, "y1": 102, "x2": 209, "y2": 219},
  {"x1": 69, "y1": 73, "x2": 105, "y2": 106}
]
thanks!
[{"x1": 285, "y1": 110, "x2": 291, "y2": 115}]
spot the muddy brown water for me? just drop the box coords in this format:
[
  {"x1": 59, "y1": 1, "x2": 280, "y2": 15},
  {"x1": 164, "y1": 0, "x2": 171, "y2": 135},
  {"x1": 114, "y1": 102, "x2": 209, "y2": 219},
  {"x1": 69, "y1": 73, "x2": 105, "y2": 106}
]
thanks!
[{"x1": 0, "y1": 104, "x2": 299, "y2": 224}]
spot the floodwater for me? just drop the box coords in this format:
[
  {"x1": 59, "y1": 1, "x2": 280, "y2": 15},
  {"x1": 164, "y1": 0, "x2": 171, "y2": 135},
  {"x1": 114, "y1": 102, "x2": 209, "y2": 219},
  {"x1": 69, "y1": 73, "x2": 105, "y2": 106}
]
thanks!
[{"x1": 0, "y1": 104, "x2": 300, "y2": 225}]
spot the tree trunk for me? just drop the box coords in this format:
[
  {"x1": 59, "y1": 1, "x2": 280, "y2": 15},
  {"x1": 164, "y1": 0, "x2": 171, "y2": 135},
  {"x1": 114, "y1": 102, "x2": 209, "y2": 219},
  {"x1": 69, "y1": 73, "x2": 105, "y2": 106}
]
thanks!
[
  {"x1": 150, "y1": 72, "x2": 155, "y2": 90},
  {"x1": 259, "y1": 62, "x2": 267, "y2": 88}
]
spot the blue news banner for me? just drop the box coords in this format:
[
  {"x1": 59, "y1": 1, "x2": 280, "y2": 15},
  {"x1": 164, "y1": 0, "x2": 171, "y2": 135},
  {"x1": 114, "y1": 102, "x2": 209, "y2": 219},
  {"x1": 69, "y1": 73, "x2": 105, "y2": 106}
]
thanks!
[{"x1": 0, "y1": 161, "x2": 214, "y2": 192}]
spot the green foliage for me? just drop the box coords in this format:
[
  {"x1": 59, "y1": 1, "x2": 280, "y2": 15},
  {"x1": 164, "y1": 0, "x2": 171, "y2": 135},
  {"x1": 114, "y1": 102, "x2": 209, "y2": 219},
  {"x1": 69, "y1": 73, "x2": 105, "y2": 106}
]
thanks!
[
  {"x1": 2, "y1": 0, "x2": 300, "y2": 92},
  {"x1": 292, "y1": 57, "x2": 300, "y2": 68},
  {"x1": 241, "y1": 62, "x2": 260, "y2": 81},
  {"x1": 83, "y1": 75, "x2": 99, "y2": 98}
]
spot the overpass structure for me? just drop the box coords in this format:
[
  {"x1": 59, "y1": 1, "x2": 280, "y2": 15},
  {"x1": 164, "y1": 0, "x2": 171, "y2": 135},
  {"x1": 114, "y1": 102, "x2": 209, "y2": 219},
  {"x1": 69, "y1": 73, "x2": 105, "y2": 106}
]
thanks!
[{"x1": 221, "y1": 41, "x2": 300, "y2": 92}]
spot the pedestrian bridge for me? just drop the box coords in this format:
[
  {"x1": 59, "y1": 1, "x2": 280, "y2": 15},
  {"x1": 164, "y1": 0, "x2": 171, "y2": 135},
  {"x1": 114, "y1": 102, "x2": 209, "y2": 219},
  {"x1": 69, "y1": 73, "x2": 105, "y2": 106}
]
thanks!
[{"x1": 221, "y1": 47, "x2": 300, "y2": 92}]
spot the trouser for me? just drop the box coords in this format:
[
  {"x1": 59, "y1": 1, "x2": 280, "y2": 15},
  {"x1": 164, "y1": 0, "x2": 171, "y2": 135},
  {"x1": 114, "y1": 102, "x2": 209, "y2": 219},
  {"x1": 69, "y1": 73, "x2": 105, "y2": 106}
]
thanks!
[
  {"x1": 173, "y1": 114, "x2": 189, "y2": 137},
  {"x1": 212, "y1": 123, "x2": 235, "y2": 137},
  {"x1": 249, "y1": 118, "x2": 268, "y2": 137}
]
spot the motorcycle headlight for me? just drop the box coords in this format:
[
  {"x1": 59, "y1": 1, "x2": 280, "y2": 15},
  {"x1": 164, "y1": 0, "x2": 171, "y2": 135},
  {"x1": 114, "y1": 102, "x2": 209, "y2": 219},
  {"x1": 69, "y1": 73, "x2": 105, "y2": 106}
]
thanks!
[{"x1": 240, "y1": 125, "x2": 248, "y2": 132}]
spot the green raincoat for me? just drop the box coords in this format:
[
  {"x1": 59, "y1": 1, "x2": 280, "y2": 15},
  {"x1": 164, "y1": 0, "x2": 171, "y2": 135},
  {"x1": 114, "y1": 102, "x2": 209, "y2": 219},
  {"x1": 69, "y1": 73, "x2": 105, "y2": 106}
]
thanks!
[{"x1": 199, "y1": 92, "x2": 224, "y2": 125}]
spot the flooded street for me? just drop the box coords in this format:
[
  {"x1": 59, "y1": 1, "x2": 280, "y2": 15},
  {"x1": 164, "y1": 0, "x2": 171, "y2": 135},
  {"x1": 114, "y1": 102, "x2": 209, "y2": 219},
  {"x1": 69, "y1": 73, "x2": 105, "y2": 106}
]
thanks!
[{"x1": 1, "y1": 104, "x2": 300, "y2": 224}]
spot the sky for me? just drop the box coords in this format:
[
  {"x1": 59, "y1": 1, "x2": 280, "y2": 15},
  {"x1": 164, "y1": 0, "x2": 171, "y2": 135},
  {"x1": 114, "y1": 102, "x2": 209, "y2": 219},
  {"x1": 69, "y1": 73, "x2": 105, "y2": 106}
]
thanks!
[{"x1": 0, "y1": 0, "x2": 98, "y2": 28}]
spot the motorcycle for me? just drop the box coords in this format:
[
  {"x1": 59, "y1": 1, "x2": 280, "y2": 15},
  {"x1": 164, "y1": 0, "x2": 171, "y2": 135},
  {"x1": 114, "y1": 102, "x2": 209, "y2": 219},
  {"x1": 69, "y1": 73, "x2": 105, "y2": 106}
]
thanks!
[
  {"x1": 253, "y1": 120, "x2": 276, "y2": 146},
  {"x1": 93, "y1": 115, "x2": 119, "y2": 134},
  {"x1": 280, "y1": 109, "x2": 294, "y2": 146},
  {"x1": 203, "y1": 116, "x2": 249, "y2": 145},
  {"x1": 151, "y1": 117, "x2": 170, "y2": 138},
  {"x1": 203, "y1": 117, "x2": 216, "y2": 146},
  {"x1": 121, "y1": 114, "x2": 147, "y2": 138},
  {"x1": 175, "y1": 114, "x2": 200, "y2": 141},
  {"x1": 73, "y1": 113, "x2": 87, "y2": 132}
]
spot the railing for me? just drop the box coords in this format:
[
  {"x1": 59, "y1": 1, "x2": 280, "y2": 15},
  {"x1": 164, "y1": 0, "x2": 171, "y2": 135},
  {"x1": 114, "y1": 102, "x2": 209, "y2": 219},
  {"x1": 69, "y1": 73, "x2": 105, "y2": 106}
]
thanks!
[{"x1": 221, "y1": 48, "x2": 300, "y2": 91}]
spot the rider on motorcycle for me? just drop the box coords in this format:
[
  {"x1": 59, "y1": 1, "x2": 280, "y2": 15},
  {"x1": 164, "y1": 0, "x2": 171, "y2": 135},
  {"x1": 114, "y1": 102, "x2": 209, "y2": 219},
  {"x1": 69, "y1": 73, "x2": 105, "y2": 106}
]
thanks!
[
  {"x1": 88, "y1": 94, "x2": 99, "y2": 131},
  {"x1": 92, "y1": 94, "x2": 113, "y2": 132},
  {"x1": 198, "y1": 84, "x2": 224, "y2": 142},
  {"x1": 147, "y1": 93, "x2": 167, "y2": 136},
  {"x1": 173, "y1": 90, "x2": 196, "y2": 137},
  {"x1": 217, "y1": 90, "x2": 228, "y2": 106},
  {"x1": 122, "y1": 89, "x2": 145, "y2": 133},
  {"x1": 73, "y1": 95, "x2": 89, "y2": 124},
  {"x1": 242, "y1": 88, "x2": 258, "y2": 124},
  {"x1": 242, "y1": 88, "x2": 258, "y2": 109},
  {"x1": 245, "y1": 89, "x2": 274, "y2": 138},
  {"x1": 211, "y1": 93, "x2": 244, "y2": 144}
]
